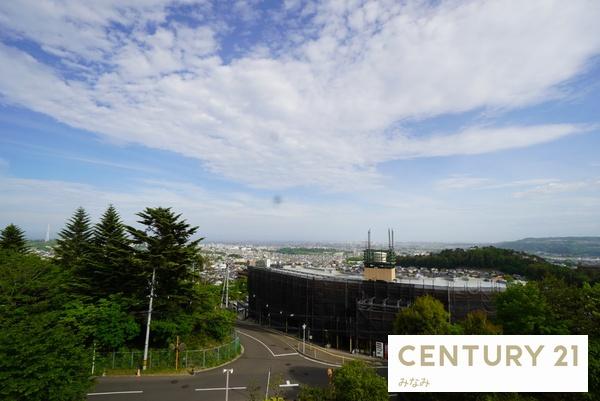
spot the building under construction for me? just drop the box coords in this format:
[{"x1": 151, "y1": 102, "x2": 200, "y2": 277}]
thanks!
[{"x1": 247, "y1": 230, "x2": 504, "y2": 355}]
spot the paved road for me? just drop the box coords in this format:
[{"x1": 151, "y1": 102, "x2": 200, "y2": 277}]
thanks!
[{"x1": 88, "y1": 323, "x2": 335, "y2": 401}]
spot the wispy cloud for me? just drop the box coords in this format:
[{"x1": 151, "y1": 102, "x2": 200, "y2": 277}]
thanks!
[
  {"x1": 0, "y1": 175, "x2": 327, "y2": 238},
  {"x1": 436, "y1": 176, "x2": 560, "y2": 191},
  {"x1": 435, "y1": 175, "x2": 491, "y2": 190},
  {"x1": 0, "y1": 138, "x2": 160, "y2": 174},
  {"x1": 61, "y1": 155, "x2": 160, "y2": 174},
  {"x1": 513, "y1": 180, "x2": 600, "y2": 198},
  {"x1": 482, "y1": 179, "x2": 558, "y2": 190},
  {"x1": 0, "y1": 1, "x2": 599, "y2": 189},
  {"x1": 1, "y1": 173, "x2": 599, "y2": 242}
]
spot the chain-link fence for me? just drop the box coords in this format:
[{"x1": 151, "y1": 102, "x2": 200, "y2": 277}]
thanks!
[{"x1": 92, "y1": 336, "x2": 241, "y2": 373}]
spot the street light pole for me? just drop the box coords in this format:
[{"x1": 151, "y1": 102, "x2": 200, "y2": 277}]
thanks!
[
  {"x1": 302, "y1": 323, "x2": 306, "y2": 353},
  {"x1": 286, "y1": 313, "x2": 294, "y2": 334},
  {"x1": 142, "y1": 267, "x2": 156, "y2": 371},
  {"x1": 223, "y1": 368, "x2": 233, "y2": 401}
]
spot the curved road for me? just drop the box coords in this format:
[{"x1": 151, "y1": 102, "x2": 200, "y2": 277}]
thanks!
[{"x1": 87, "y1": 323, "x2": 335, "y2": 401}]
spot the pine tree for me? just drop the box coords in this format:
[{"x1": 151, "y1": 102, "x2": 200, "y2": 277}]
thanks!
[
  {"x1": 85, "y1": 205, "x2": 140, "y2": 300},
  {"x1": 54, "y1": 207, "x2": 93, "y2": 270},
  {"x1": 126, "y1": 207, "x2": 203, "y2": 308},
  {"x1": 0, "y1": 224, "x2": 28, "y2": 253}
]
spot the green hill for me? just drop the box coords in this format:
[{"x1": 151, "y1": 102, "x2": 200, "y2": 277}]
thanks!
[
  {"x1": 275, "y1": 247, "x2": 339, "y2": 255},
  {"x1": 396, "y1": 246, "x2": 595, "y2": 283},
  {"x1": 497, "y1": 237, "x2": 600, "y2": 257}
]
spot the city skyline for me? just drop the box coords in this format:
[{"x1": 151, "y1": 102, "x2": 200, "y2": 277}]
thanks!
[{"x1": 1, "y1": 1, "x2": 600, "y2": 242}]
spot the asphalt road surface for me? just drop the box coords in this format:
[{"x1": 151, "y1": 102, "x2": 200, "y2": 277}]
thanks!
[{"x1": 88, "y1": 323, "x2": 336, "y2": 401}]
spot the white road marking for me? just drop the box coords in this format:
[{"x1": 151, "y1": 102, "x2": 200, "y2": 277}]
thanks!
[
  {"x1": 195, "y1": 387, "x2": 247, "y2": 391},
  {"x1": 87, "y1": 391, "x2": 143, "y2": 396},
  {"x1": 237, "y1": 328, "x2": 340, "y2": 367},
  {"x1": 236, "y1": 330, "x2": 298, "y2": 357},
  {"x1": 274, "y1": 352, "x2": 299, "y2": 357},
  {"x1": 279, "y1": 380, "x2": 299, "y2": 388}
]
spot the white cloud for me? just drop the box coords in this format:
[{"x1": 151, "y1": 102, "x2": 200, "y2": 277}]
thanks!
[
  {"x1": 0, "y1": 175, "x2": 332, "y2": 239},
  {"x1": 513, "y1": 180, "x2": 600, "y2": 198},
  {"x1": 482, "y1": 179, "x2": 558, "y2": 190},
  {"x1": 1, "y1": 174, "x2": 599, "y2": 242},
  {"x1": 434, "y1": 176, "x2": 599, "y2": 197},
  {"x1": 0, "y1": 0, "x2": 599, "y2": 190},
  {"x1": 435, "y1": 175, "x2": 490, "y2": 190},
  {"x1": 386, "y1": 124, "x2": 588, "y2": 160}
]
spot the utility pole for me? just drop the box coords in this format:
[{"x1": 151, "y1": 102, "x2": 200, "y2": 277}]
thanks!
[
  {"x1": 225, "y1": 263, "x2": 229, "y2": 308},
  {"x1": 447, "y1": 283, "x2": 451, "y2": 323},
  {"x1": 221, "y1": 263, "x2": 230, "y2": 308},
  {"x1": 142, "y1": 268, "x2": 156, "y2": 371}
]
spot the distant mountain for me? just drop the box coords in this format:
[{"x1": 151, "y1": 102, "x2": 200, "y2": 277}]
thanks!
[{"x1": 497, "y1": 237, "x2": 600, "y2": 257}]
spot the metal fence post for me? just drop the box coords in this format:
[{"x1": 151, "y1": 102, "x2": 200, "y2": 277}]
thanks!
[{"x1": 91, "y1": 339, "x2": 241, "y2": 373}]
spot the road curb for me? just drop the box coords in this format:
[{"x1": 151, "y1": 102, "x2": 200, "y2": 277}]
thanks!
[{"x1": 238, "y1": 321, "x2": 383, "y2": 366}]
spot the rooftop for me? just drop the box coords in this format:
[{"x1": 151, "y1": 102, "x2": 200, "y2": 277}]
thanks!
[{"x1": 256, "y1": 265, "x2": 507, "y2": 291}]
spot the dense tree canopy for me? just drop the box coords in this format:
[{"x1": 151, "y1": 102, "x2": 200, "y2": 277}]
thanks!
[
  {"x1": 0, "y1": 251, "x2": 92, "y2": 401},
  {"x1": 393, "y1": 295, "x2": 454, "y2": 335},
  {"x1": 461, "y1": 310, "x2": 501, "y2": 335},
  {"x1": 0, "y1": 223, "x2": 28, "y2": 253},
  {"x1": 396, "y1": 246, "x2": 591, "y2": 284},
  {"x1": 61, "y1": 296, "x2": 139, "y2": 350},
  {"x1": 298, "y1": 360, "x2": 387, "y2": 401},
  {"x1": 496, "y1": 282, "x2": 566, "y2": 335},
  {"x1": 1, "y1": 205, "x2": 237, "y2": 400}
]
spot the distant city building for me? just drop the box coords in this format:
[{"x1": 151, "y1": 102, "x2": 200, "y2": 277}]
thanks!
[{"x1": 247, "y1": 230, "x2": 506, "y2": 356}]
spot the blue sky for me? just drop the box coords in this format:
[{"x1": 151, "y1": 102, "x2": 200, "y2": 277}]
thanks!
[{"x1": 1, "y1": 0, "x2": 599, "y2": 243}]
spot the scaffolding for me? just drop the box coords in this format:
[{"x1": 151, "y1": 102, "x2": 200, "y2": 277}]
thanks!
[{"x1": 247, "y1": 266, "x2": 502, "y2": 356}]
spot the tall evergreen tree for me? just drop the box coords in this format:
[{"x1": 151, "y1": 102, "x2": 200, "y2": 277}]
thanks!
[
  {"x1": 126, "y1": 207, "x2": 203, "y2": 309},
  {"x1": 81, "y1": 205, "x2": 140, "y2": 300},
  {"x1": 54, "y1": 207, "x2": 93, "y2": 270},
  {"x1": 0, "y1": 224, "x2": 28, "y2": 253}
]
